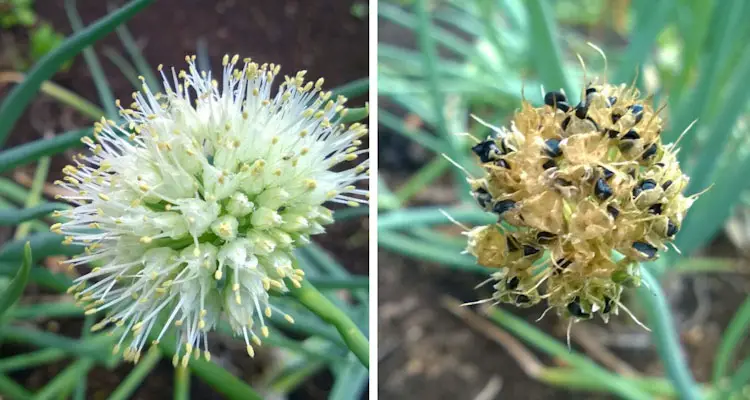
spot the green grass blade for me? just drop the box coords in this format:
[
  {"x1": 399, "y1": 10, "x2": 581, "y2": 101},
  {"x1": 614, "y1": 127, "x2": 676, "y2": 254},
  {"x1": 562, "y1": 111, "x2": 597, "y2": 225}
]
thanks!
[
  {"x1": 9, "y1": 301, "x2": 83, "y2": 320},
  {"x1": 378, "y1": 206, "x2": 494, "y2": 230},
  {"x1": 0, "y1": 373, "x2": 32, "y2": 400},
  {"x1": 286, "y1": 279, "x2": 369, "y2": 368},
  {"x1": 300, "y1": 244, "x2": 368, "y2": 303},
  {"x1": 676, "y1": 149, "x2": 750, "y2": 254},
  {"x1": 613, "y1": 0, "x2": 676, "y2": 84},
  {"x1": 394, "y1": 156, "x2": 449, "y2": 203},
  {"x1": 667, "y1": 0, "x2": 746, "y2": 149},
  {"x1": 379, "y1": 2, "x2": 475, "y2": 60},
  {"x1": 0, "y1": 263, "x2": 72, "y2": 292},
  {"x1": 379, "y1": 231, "x2": 490, "y2": 273},
  {"x1": 0, "y1": 0, "x2": 153, "y2": 147},
  {"x1": 686, "y1": 45, "x2": 750, "y2": 194},
  {"x1": 0, "y1": 72, "x2": 104, "y2": 120},
  {"x1": 0, "y1": 178, "x2": 30, "y2": 204},
  {"x1": 378, "y1": 110, "x2": 446, "y2": 154},
  {"x1": 0, "y1": 128, "x2": 92, "y2": 174},
  {"x1": 332, "y1": 206, "x2": 368, "y2": 221},
  {"x1": 14, "y1": 157, "x2": 51, "y2": 240},
  {"x1": 64, "y1": 0, "x2": 116, "y2": 118},
  {"x1": 713, "y1": 294, "x2": 750, "y2": 385},
  {"x1": 307, "y1": 276, "x2": 369, "y2": 290},
  {"x1": 637, "y1": 267, "x2": 701, "y2": 400},
  {"x1": 669, "y1": 0, "x2": 714, "y2": 102},
  {"x1": 0, "y1": 232, "x2": 82, "y2": 263},
  {"x1": 332, "y1": 77, "x2": 369, "y2": 99},
  {"x1": 725, "y1": 358, "x2": 750, "y2": 399},
  {"x1": 415, "y1": 0, "x2": 472, "y2": 197},
  {"x1": 34, "y1": 358, "x2": 95, "y2": 400},
  {"x1": 0, "y1": 203, "x2": 69, "y2": 226},
  {"x1": 115, "y1": 21, "x2": 160, "y2": 89},
  {"x1": 330, "y1": 359, "x2": 368, "y2": 400},
  {"x1": 525, "y1": 0, "x2": 574, "y2": 98},
  {"x1": 340, "y1": 106, "x2": 369, "y2": 125},
  {"x1": 102, "y1": 47, "x2": 141, "y2": 88},
  {"x1": 0, "y1": 243, "x2": 32, "y2": 321},
  {"x1": 73, "y1": 316, "x2": 94, "y2": 400},
  {"x1": 174, "y1": 364, "x2": 190, "y2": 400},
  {"x1": 0, "y1": 325, "x2": 112, "y2": 362},
  {"x1": 108, "y1": 348, "x2": 162, "y2": 400},
  {"x1": 153, "y1": 332, "x2": 262, "y2": 400},
  {"x1": 0, "y1": 348, "x2": 67, "y2": 373}
]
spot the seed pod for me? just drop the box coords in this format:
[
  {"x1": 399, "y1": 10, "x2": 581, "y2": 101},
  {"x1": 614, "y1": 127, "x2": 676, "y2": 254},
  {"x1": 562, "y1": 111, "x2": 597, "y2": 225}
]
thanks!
[{"x1": 464, "y1": 76, "x2": 697, "y2": 324}]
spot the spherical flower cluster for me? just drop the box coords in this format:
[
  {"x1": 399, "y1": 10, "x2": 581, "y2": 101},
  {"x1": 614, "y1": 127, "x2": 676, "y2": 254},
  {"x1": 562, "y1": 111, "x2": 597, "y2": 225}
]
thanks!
[
  {"x1": 465, "y1": 80, "x2": 695, "y2": 323},
  {"x1": 51, "y1": 55, "x2": 368, "y2": 365}
]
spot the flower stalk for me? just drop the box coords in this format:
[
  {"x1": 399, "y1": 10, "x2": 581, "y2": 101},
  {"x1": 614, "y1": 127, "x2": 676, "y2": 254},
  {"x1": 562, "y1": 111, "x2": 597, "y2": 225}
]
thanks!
[{"x1": 287, "y1": 279, "x2": 369, "y2": 368}]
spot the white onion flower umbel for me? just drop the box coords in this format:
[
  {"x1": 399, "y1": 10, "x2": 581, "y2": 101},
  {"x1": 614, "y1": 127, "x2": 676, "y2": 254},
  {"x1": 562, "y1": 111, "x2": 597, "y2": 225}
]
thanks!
[{"x1": 51, "y1": 55, "x2": 369, "y2": 365}]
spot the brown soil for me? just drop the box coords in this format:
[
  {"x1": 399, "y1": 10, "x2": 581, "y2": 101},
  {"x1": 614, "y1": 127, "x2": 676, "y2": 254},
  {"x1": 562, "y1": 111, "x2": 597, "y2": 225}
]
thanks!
[{"x1": 0, "y1": 1, "x2": 369, "y2": 398}]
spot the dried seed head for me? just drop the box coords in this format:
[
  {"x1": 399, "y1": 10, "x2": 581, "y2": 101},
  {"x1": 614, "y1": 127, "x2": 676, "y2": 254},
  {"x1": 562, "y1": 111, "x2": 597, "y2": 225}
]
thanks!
[{"x1": 466, "y1": 79, "x2": 697, "y2": 323}]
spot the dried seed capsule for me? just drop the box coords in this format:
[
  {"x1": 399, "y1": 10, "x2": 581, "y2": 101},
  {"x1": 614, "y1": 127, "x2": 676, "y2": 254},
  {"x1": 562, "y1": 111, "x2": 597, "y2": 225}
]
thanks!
[
  {"x1": 594, "y1": 178, "x2": 613, "y2": 200},
  {"x1": 633, "y1": 179, "x2": 658, "y2": 198},
  {"x1": 567, "y1": 297, "x2": 590, "y2": 318},
  {"x1": 474, "y1": 187, "x2": 492, "y2": 209},
  {"x1": 605, "y1": 129, "x2": 619, "y2": 138},
  {"x1": 606, "y1": 205, "x2": 620, "y2": 219},
  {"x1": 523, "y1": 245, "x2": 540, "y2": 256},
  {"x1": 666, "y1": 220, "x2": 679, "y2": 237},
  {"x1": 544, "y1": 91, "x2": 569, "y2": 112},
  {"x1": 536, "y1": 231, "x2": 556, "y2": 244},
  {"x1": 642, "y1": 143, "x2": 658, "y2": 160},
  {"x1": 493, "y1": 200, "x2": 516, "y2": 215},
  {"x1": 506, "y1": 276, "x2": 520, "y2": 290},
  {"x1": 648, "y1": 203, "x2": 663, "y2": 215},
  {"x1": 561, "y1": 116, "x2": 571, "y2": 131},
  {"x1": 555, "y1": 258, "x2": 573, "y2": 270},
  {"x1": 495, "y1": 159, "x2": 511, "y2": 169},
  {"x1": 544, "y1": 139, "x2": 563, "y2": 158},
  {"x1": 621, "y1": 129, "x2": 640, "y2": 140},
  {"x1": 575, "y1": 104, "x2": 589, "y2": 119},
  {"x1": 633, "y1": 241, "x2": 658, "y2": 259},
  {"x1": 629, "y1": 104, "x2": 644, "y2": 125},
  {"x1": 472, "y1": 141, "x2": 501, "y2": 163}
]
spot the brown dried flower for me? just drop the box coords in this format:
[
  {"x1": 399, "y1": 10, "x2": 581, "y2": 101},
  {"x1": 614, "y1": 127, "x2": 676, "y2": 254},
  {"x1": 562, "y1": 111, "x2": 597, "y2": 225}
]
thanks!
[{"x1": 465, "y1": 79, "x2": 697, "y2": 324}]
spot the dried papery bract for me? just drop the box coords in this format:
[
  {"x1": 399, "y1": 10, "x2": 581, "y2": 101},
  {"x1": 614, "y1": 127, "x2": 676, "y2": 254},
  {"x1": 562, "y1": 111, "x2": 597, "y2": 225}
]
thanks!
[
  {"x1": 52, "y1": 54, "x2": 369, "y2": 365},
  {"x1": 464, "y1": 74, "x2": 697, "y2": 326}
]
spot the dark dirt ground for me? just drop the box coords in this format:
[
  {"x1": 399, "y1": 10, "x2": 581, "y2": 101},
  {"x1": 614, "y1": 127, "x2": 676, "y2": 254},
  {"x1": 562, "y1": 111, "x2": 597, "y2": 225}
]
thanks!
[{"x1": 0, "y1": 1, "x2": 369, "y2": 399}]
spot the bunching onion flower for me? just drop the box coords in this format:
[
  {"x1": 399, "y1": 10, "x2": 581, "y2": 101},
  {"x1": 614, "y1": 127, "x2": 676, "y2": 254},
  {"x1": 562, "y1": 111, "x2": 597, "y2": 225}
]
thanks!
[
  {"x1": 51, "y1": 55, "x2": 369, "y2": 365},
  {"x1": 463, "y1": 61, "x2": 699, "y2": 332}
]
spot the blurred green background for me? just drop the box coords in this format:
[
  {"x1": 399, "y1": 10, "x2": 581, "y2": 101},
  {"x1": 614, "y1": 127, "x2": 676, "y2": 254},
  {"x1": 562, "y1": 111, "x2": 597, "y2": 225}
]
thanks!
[{"x1": 378, "y1": 0, "x2": 750, "y2": 399}]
